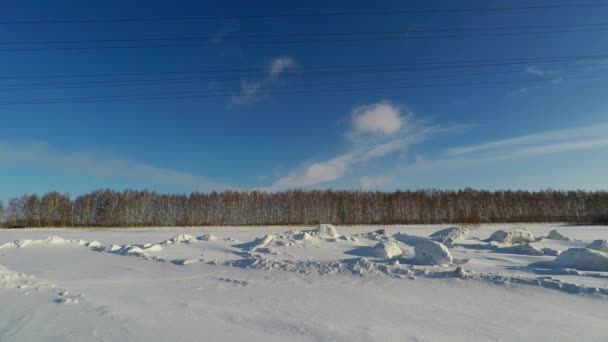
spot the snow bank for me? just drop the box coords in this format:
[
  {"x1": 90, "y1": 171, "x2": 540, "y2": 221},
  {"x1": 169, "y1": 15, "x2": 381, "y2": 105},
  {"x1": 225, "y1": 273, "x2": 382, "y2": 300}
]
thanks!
[
  {"x1": 0, "y1": 236, "x2": 90, "y2": 249},
  {"x1": 235, "y1": 225, "x2": 343, "y2": 253},
  {"x1": 429, "y1": 227, "x2": 469, "y2": 246},
  {"x1": 413, "y1": 240, "x2": 453, "y2": 266},
  {"x1": 552, "y1": 248, "x2": 608, "y2": 272},
  {"x1": 488, "y1": 227, "x2": 535, "y2": 244},
  {"x1": 371, "y1": 241, "x2": 402, "y2": 259},
  {"x1": 547, "y1": 230, "x2": 570, "y2": 241},
  {"x1": 495, "y1": 243, "x2": 544, "y2": 256}
]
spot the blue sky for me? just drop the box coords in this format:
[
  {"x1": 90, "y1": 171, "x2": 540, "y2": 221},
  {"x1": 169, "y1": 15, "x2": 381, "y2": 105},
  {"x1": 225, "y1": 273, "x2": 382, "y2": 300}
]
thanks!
[{"x1": 1, "y1": 0, "x2": 608, "y2": 200}]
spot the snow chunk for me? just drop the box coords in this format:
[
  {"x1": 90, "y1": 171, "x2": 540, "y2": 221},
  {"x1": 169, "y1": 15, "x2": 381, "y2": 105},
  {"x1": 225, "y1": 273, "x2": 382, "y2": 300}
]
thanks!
[
  {"x1": 144, "y1": 244, "x2": 163, "y2": 252},
  {"x1": 0, "y1": 242, "x2": 16, "y2": 249},
  {"x1": 541, "y1": 247, "x2": 561, "y2": 256},
  {"x1": 121, "y1": 246, "x2": 145, "y2": 256},
  {"x1": 42, "y1": 236, "x2": 66, "y2": 245},
  {"x1": 170, "y1": 234, "x2": 196, "y2": 244},
  {"x1": 495, "y1": 243, "x2": 544, "y2": 256},
  {"x1": 547, "y1": 230, "x2": 570, "y2": 241},
  {"x1": 552, "y1": 248, "x2": 608, "y2": 272},
  {"x1": 173, "y1": 258, "x2": 201, "y2": 266},
  {"x1": 104, "y1": 244, "x2": 123, "y2": 252},
  {"x1": 240, "y1": 235, "x2": 275, "y2": 251},
  {"x1": 414, "y1": 240, "x2": 453, "y2": 266},
  {"x1": 15, "y1": 239, "x2": 34, "y2": 248},
  {"x1": 70, "y1": 239, "x2": 89, "y2": 246},
  {"x1": 87, "y1": 241, "x2": 101, "y2": 248},
  {"x1": 587, "y1": 239, "x2": 608, "y2": 253},
  {"x1": 310, "y1": 224, "x2": 339, "y2": 239},
  {"x1": 198, "y1": 234, "x2": 219, "y2": 241},
  {"x1": 372, "y1": 241, "x2": 403, "y2": 259},
  {"x1": 488, "y1": 227, "x2": 535, "y2": 244},
  {"x1": 429, "y1": 227, "x2": 469, "y2": 246}
]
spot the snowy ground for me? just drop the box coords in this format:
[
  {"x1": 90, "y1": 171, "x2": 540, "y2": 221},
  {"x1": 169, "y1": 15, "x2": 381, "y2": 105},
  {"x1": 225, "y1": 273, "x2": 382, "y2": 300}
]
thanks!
[{"x1": 1, "y1": 224, "x2": 607, "y2": 341}]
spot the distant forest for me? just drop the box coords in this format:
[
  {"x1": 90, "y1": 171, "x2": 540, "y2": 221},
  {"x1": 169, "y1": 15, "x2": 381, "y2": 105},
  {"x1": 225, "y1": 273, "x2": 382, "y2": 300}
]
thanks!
[{"x1": 0, "y1": 189, "x2": 607, "y2": 228}]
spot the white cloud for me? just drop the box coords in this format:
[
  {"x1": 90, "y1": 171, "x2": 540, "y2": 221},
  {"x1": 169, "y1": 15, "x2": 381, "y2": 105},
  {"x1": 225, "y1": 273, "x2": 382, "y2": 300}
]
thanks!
[
  {"x1": 352, "y1": 102, "x2": 404, "y2": 135},
  {"x1": 261, "y1": 101, "x2": 464, "y2": 191},
  {"x1": 360, "y1": 176, "x2": 393, "y2": 190},
  {"x1": 267, "y1": 155, "x2": 352, "y2": 189},
  {"x1": 0, "y1": 142, "x2": 229, "y2": 191},
  {"x1": 230, "y1": 56, "x2": 297, "y2": 106},
  {"x1": 269, "y1": 56, "x2": 296, "y2": 78}
]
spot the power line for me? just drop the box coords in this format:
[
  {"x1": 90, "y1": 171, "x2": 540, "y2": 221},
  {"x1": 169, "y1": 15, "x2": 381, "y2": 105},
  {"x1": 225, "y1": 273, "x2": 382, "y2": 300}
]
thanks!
[
  {"x1": 2, "y1": 28, "x2": 608, "y2": 51},
  {"x1": 4, "y1": 22, "x2": 608, "y2": 45},
  {"x1": 1, "y1": 57, "x2": 606, "y2": 88},
  {"x1": 1, "y1": 73, "x2": 605, "y2": 106},
  {"x1": 3, "y1": 52, "x2": 607, "y2": 80},
  {"x1": 1, "y1": 3, "x2": 608, "y2": 24},
  {"x1": 0, "y1": 62, "x2": 604, "y2": 92}
]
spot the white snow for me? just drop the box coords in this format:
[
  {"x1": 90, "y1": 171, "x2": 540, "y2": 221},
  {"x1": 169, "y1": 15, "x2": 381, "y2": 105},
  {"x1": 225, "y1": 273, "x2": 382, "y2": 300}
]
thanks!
[{"x1": 0, "y1": 224, "x2": 607, "y2": 341}]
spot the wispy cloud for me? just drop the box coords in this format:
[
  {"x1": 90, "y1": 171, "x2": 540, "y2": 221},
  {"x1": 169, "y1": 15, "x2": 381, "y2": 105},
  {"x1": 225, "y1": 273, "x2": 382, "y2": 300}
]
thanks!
[
  {"x1": 230, "y1": 56, "x2": 297, "y2": 106},
  {"x1": 269, "y1": 57, "x2": 296, "y2": 78},
  {"x1": 398, "y1": 122, "x2": 608, "y2": 174},
  {"x1": 0, "y1": 142, "x2": 229, "y2": 191},
  {"x1": 446, "y1": 123, "x2": 608, "y2": 156},
  {"x1": 210, "y1": 20, "x2": 239, "y2": 44},
  {"x1": 262, "y1": 101, "x2": 466, "y2": 191}
]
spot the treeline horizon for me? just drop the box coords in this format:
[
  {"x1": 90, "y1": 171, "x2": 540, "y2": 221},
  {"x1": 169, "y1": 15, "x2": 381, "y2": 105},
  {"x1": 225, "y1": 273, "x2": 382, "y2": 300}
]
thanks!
[{"x1": 0, "y1": 189, "x2": 607, "y2": 228}]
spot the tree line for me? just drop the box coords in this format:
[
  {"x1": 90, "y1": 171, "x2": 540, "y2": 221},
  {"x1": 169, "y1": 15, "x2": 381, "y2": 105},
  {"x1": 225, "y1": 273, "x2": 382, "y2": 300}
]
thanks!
[{"x1": 0, "y1": 189, "x2": 607, "y2": 228}]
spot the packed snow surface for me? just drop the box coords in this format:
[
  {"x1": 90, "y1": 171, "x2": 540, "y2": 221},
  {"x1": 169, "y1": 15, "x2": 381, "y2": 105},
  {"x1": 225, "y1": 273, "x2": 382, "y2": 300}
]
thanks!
[{"x1": 1, "y1": 223, "x2": 608, "y2": 341}]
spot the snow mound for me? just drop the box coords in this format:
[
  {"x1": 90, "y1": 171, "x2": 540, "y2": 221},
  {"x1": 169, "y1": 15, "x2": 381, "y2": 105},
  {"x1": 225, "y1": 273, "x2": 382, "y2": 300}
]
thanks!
[
  {"x1": 372, "y1": 241, "x2": 403, "y2": 259},
  {"x1": 87, "y1": 241, "x2": 101, "y2": 248},
  {"x1": 547, "y1": 230, "x2": 570, "y2": 241},
  {"x1": 552, "y1": 248, "x2": 608, "y2": 271},
  {"x1": 310, "y1": 224, "x2": 339, "y2": 239},
  {"x1": 414, "y1": 240, "x2": 453, "y2": 266},
  {"x1": 173, "y1": 258, "x2": 202, "y2": 266},
  {"x1": 15, "y1": 239, "x2": 35, "y2": 248},
  {"x1": 42, "y1": 236, "x2": 67, "y2": 245},
  {"x1": 198, "y1": 234, "x2": 219, "y2": 241},
  {"x1": 144, "y1": 244, "x2": 163, "y2": 252},
  {"x1": 104, "y1": 244, "x2": 123, "y2": 252},
  {"x1": 495, "y1": 243, "x2": 544, "y2": 256},
  {"x1": 353, "y1": 229, "x2": 390, "y2": 241},
  {"x1": 236, "y1": 225, "x2": 344, "y2": 252},
  {"x1": 121, "y1": 245, "x2": 145, "y2": 256},
  {"x1": 488, "y1": 227, "x2": 535, "y2": 244},
  {"x1": 167, "y1": 234, "x2": 196, "y2": 244},
  {"x1": 248, "y1": 235, "x2": 275, "y2": 251},
  {"x1": 541, "y1": 247, "x2": 561, "y2": 256},
  {"x1": 0, "y1": 241, "x2": 16, "y2": 249},
  {"x1": 429, "y1": 227, "x2": 469, "y2": 246},
  {"x1": 587, "y1": 239, "x2": 608, "y2": 252}
]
